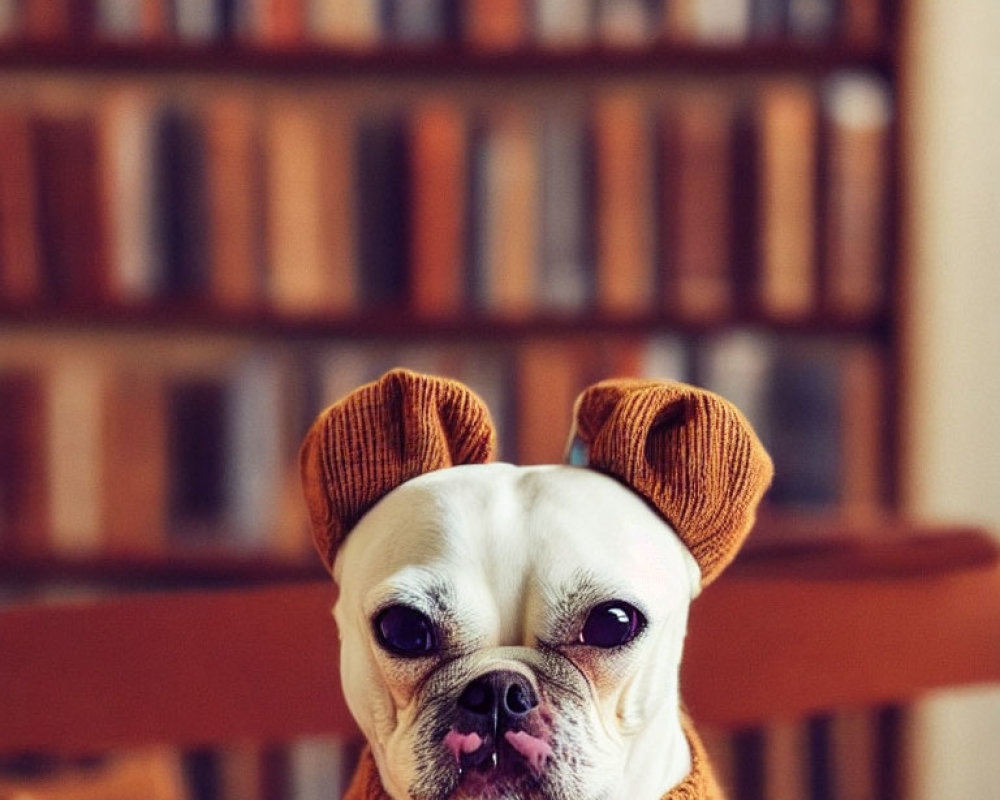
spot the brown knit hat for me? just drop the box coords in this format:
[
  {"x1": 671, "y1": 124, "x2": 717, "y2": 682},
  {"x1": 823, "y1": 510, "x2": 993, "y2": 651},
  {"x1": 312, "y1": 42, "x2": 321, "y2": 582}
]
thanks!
[
  {"x1": 300, "y1": 370, "x2": 771, "y2": 585},
  {"x1": 570, "y1": 379, "x2": 773, "y2": 587},
  {"x1": 300, "y1": 368, "x2": 497, "y2": 571}
]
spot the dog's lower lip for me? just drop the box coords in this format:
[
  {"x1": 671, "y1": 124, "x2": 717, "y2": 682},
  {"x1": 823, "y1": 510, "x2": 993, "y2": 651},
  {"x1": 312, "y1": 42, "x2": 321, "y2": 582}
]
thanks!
[{"x1": 457, "y1": 737, "x2": 497, "y2": 772}]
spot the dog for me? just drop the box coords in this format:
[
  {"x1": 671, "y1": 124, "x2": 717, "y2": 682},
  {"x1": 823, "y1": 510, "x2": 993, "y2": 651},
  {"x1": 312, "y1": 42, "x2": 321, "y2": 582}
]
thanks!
[{"x1": 300, "y1": 370, "x2": 772, "y2": 800}]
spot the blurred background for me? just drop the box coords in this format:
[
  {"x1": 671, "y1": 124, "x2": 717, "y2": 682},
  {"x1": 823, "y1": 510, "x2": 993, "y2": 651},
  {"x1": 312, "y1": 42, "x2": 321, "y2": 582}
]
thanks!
[{"x1": 0, "y1": 0, "x2": 997, "y2": 798}]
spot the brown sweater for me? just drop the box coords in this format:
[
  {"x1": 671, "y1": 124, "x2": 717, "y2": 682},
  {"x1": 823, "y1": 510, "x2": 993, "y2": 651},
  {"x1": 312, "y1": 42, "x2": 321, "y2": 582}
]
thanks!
[{"x1": 342, "y1": 716, "x2": 725, "y2": 800}]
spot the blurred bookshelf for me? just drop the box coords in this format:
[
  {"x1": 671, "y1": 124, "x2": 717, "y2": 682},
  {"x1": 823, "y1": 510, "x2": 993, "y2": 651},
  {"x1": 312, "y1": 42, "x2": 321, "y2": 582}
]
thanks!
[
  {"x1": 0, "y1": 0, "x2": 907, "y2": 573},
  {"x1": 2, "y1": 1, "x2": 997, "y2": 799}
]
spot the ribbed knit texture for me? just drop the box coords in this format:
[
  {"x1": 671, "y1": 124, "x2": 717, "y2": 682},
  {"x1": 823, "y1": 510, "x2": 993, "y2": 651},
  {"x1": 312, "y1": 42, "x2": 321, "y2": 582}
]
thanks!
[
  {"x1": 341, "y1": 715, "x2": 725, "y2": 800},
  {"x1": 299, "y1": 368, "x2": 497, "y2": 571},
  {"x1": 572, "y1": 379, "x2": 773, "y2": 587}
]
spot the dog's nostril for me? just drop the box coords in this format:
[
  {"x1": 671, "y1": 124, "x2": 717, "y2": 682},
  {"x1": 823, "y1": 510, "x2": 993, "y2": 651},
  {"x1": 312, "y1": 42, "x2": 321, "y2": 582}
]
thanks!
[
  {"x1": 505, "y1": 682, "x2": 535, "y2": 715},
  {"x1": 458, "y1": 679, "x2": 494, "y2": 715},
  {"x1": 458, "y1": 671, "x2": 538, "y2": 720}
]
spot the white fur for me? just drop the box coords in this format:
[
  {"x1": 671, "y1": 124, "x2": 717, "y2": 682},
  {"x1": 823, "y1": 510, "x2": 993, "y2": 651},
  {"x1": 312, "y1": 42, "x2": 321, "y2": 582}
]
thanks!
[{"x1": 334, "y1": 463, "x2": 702, "y2": 800}]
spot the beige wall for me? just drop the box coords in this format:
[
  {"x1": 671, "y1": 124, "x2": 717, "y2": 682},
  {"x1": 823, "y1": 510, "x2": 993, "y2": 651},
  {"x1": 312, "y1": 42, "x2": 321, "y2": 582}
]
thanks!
[{"x1": 906, "y1": 1, "x2": 1000, "y2": 797}]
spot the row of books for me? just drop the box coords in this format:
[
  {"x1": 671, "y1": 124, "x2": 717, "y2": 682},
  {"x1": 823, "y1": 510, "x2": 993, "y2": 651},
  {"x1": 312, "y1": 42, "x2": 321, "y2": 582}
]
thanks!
[
  {"x1": 701, "y1": 707, "x2": 893, "y2": 800},
  {"x1": 0, "y1": 738, "x2": 356, "y2": 800},
  {"x1": 0, "y1": 706, "x2": 885, "y2": 800},
  {"x1": 0, "y1": 331, "x2": 886, "y2": 560},
  {"x1": 0, "y1": 73, "x2": 892, "y2": 323},
  {"x1": 0, "y1": 0, "x2": 887, "y2": 50}
]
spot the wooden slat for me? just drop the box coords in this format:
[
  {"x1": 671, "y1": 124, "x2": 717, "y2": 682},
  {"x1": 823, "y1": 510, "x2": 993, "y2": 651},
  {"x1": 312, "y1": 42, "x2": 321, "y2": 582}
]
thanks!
[
  {"x1": 0, "y1": 582, "x2": 349, "y2": 755},
  {"x1": 2, "y1": 560, "x2": 999, "y2": 755},
  {"x1": 684, "y1": 562, "x2": 1000, "y2": 726}
]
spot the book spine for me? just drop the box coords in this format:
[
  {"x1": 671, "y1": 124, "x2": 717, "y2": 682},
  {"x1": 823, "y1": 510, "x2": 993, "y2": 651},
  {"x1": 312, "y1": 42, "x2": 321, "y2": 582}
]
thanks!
[
  {"x1": 757, "y1": 82, "x2": 819, "y2": 319},
  {"x1": 593, "y1": 92, "x2": 655, "y2": 315},
  {"x1": 516, "y1": 339, "x2": 585, "y2": 464},
  {"x1": 538, "y1": 107, "x2": 593, "y2": 312},
  {"x1": 764, "y1": 719, "x2": 810, "y2": 800},
  {"x1": 264, "y1": 98, "x2": 332, "y2": 315},
  {"x1": 838, "y1": 341, "x2": 886, "y2": 515},
  {"x1": 823, "y1": 74, "x2": 892, "y2": 320},
  {"x1": 464, "y1": 0, "x2": 526, "y2": 50},
  {"x1": 33, "y1": 111, "x2": 111, "y2": 302},
  {"x1": 154, "y1": 103, "x2": 211, "y2": 300},
  {"x1": 204, "y1": 92, "x2": 263, "y2": 310},
  {"x1": 0, "y1": 369, "x2": 48, "y2": 555},
  {"x1": 318, "y1": 105, "x2": 361, "y2": 316},
  {"x1": 355, "y1": 114, "x2": 411, "y2": 309},
  {"x1": 596, "y1": 0, "x2": 659, "y2": 46},
  {"x1": 840, "y1": 0, "x2": 882, "y2": 47},
  {"x1": 225, "y1": 351, "x2": 289, "y2": 549},
  {"x1": 0, "y1": 106, "x2": 41, "y2": 303},
  {"x1": 669, "y1": 90, "x2": 734, "y2": 320},
  {"x1": 102, "y1": 367, "x2": 167, "y2": 554},
  {"x1": 307, "y1": 0, "x2": 380, "y2": 47},
  {"x1": 479, "y1": 107, "x2": 539, "y2": 318},
  {"x1": 47, "y1": 359, "x2": 106, "y2": 555},
  {"x1": 535, "y1": 0, "x2": 591, "y2": 47},
  {"x1": 410, "y1": 101, "x2": 468, "y2": 318},
  {"x1": 166, "y1": 377, "x2": 229, "y2": 538},
  {"x1": 385, "y1": 0, "x2": 449, "y2": 44},
  {"x1": 100, "y1": 87, "x2": 161, "y2": 303}
]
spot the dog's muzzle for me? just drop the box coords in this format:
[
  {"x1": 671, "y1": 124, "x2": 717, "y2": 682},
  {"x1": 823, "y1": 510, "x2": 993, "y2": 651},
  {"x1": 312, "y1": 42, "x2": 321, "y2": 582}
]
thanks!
[{"x1": 444, "y1": 670, "x2": 553, "y2": 778}]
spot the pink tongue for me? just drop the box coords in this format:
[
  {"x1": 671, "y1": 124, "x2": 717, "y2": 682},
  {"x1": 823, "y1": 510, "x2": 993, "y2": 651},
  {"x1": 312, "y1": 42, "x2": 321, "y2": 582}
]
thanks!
[
  {"x1": 444, "y1": 730, "x2": 484, "y2": 763},
  {"x1": 504, "y1": 730, "x2": 553, "y2": 775}
]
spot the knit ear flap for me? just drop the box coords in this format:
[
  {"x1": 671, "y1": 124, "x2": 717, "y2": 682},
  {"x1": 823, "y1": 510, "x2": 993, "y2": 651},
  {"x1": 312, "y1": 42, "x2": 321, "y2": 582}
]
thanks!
[
  {"x1": 300, "y1": 368, "x2": 498, "y2": 573},
  {"x1": 570, "y1": 379, "x2": 773, "y2": 587}
]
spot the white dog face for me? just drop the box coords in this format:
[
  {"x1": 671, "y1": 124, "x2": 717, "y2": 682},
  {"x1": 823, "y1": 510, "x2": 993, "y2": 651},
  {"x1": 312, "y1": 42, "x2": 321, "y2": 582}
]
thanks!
[{"x1": 333, "y1": 462, "x2": 702, "y2": 800}]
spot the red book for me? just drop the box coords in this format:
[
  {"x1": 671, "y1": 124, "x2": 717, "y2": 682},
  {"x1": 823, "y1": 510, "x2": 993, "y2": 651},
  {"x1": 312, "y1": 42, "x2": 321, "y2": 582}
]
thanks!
[
  {"x1": 0, "y1": 107, "x2": 41, "y2": 303},
  {"x1": 33, "y1": 112, "x2": 111, "y2": 302},
  {"x1": 594, "y1": 93, "x2": 655, "y2": 315},
  {"x1": 664, "y1": 92, "x2": 734, "y2": 320},
  {"x1": 465, "y1": 0, "x2": 526, "y2": 50},
  {"x1": 102, "y1": 368, "x2": 168, "y2": 555},
  {"x1": 0, "y1": 369, "x2": 47, "y2": 556},
  {"x1": 318, "y1": 107, "x2": 360, "y2": 315},
  {"x1": 516, "y1": 340, "x2": 586, "y2": 465},
  {"x1": 261, "y1": 0, "x2": 305, "y2": 47},
  {"x1": 139, "y1": 0, "x2": 172, "y2": 43},
  {"x1": 410, "y1": 102, "x2": 467, "y2": 318},
  {"x1": 23, "y1": 0, "x2": 97, "y2": 42},
  {"x1": 205, "y1": 93, "x2": 262, "y2": 311},
  {"x1": 757, "y1": 83, "x2": 818, "y2": 320},
  {"x1": 841, "y1": 0, "x2": 882, "y2": 46}
]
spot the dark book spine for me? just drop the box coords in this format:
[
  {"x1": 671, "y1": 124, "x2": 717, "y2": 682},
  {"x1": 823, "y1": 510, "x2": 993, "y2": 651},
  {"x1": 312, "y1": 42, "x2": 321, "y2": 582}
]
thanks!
[
  {"x1": 0, "y1": 370, "x2": 47, "y2": 555},
  {"x1": 32, "y1": 114, "x2": 110, "y2": 301},
  {"x1": 166, "y1": 378, "x2": 229, "y2": 535},
  {"x1": 355, "y1": 114, "x2": 412, "y2": 310},
  {"x1": 154, "y1": 104, "x2": 210, "y2": 300}
]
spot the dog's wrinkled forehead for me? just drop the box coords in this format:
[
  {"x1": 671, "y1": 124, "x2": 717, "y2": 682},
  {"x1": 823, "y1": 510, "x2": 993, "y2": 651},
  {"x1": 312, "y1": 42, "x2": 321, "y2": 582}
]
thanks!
[{"x1": 335, "y1": 463, "x2": 702, "y2": 617}]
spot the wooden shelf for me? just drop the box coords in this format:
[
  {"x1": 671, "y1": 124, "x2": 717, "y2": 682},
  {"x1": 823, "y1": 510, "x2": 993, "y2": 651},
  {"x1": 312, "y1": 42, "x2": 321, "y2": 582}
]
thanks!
[
  {"x1": 0, "y1": 40, "x2": 894, "y2": 80},
  {"x1": 2, "y1": 533, "x2": 997, "y2": 754},
  {"x1": 0, "y1": 549, "x2": 326, "y2": 591},
  {"x1": 0, "y1": 302, "x2": 890, "y2": 343},
  {"x1": 740, "y1": 517, "x2": 1000, "y2": 579},
  {"x1": 1, "y1": 521, "x2": 994, "y2": 592}
]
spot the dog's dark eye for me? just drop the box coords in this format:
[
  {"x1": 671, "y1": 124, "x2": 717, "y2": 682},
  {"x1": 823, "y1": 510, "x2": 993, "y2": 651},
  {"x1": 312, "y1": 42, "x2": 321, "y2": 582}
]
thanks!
[
  {"x1": 374, "y1": 605, "x2": 437, "y2": 657},
  {"x1": 579, "y1": 601, "x2": 646, "y2": 648}
]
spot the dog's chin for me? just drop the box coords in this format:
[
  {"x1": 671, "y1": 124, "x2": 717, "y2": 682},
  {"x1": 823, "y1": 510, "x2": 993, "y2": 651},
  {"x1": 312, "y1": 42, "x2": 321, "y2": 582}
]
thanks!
[
  {"x1": 404, "y1": 747, "x2": 608, "y2": 800},
  {"x1": 419, "y1": 772, "x2": 568, "y2": 800},
  {"x1": 448, "y1": 766, "x2": 546, "y2": 800}
]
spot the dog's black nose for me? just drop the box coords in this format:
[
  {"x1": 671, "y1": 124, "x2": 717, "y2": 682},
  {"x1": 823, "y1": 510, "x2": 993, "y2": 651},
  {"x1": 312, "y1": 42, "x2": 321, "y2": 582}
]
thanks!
[{"x1": 457, "y1": 670, "x2": 538, "y2": 723}]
